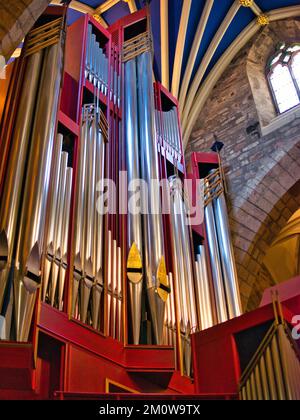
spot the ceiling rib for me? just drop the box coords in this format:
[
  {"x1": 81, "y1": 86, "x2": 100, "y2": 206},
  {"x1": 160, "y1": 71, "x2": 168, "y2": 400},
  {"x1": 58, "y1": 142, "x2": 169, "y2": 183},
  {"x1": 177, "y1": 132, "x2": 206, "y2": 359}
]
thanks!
[
  {"x1": 178, "y1": 0, "x2": 214, "y2": 113},
  {"x1": 126, "y1": 0, "x2": 138, "y2": 13},
  {"x1": 160, "y1": 0, "x2": 170, "y2": 90},
  {"x1": 251, "y1": 2, "x2": 262, "y2": 16},
  {"x1": 95, "y1": 0, "x2": 120, "y2": 14},
  {"x1": 51, "y1": 0, "x2": 94, "y2": 14},
  {"x1": 171, "y1": 0, "x2": 192, "y2": 99},
  {"x1": 181, "y1": 0, "x2": 241, "y2": 132}
]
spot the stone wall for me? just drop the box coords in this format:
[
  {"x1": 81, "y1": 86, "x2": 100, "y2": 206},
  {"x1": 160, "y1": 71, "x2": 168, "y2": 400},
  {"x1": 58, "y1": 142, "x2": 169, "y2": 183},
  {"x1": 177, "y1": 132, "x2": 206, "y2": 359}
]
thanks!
[
  {"x1": 0, "y1": 0, "x2": 50, "y2": 61},
  {"x1": 186, "y1": 19, "x2": 300, "y2": 311}
]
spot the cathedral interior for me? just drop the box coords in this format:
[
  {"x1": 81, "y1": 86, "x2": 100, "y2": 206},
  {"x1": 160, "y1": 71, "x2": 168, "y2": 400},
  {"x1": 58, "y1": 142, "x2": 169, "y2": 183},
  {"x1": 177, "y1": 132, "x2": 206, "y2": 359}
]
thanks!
[{"x1": 0, "y1": 0, "x2": 299, "y2": 400}]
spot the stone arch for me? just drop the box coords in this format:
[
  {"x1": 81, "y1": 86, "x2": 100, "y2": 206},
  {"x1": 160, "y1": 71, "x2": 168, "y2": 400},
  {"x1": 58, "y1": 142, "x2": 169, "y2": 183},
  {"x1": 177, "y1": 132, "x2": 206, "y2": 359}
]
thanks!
[
  {"x1": 230, "y1": 141, "x2": 300, "y2": 310},
  {"x1": 0, "y1": 0, "x2": 50, "y2": 61},
  {"x1": 246, "y1": 18, "x2": 300, "y2": 129}
]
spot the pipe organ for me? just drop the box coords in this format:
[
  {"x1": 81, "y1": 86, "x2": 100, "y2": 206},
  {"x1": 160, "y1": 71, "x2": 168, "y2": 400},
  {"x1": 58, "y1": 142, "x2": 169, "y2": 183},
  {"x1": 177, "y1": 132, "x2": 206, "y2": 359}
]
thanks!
[{"x1": 0, "y1": 6, "x2": 253, "y2": 397}]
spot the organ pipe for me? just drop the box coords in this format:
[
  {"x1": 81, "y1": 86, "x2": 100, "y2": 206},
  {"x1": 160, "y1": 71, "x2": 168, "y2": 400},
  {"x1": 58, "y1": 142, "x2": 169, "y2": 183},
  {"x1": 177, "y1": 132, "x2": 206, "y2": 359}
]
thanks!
[
  {"x1": 0, "y1": 16, "x2": 66, "y2": 342},
  {"x1": 123, "y1": 28, "x2": 169, "y2": 346},
  {"x1": 210, "y1": 170, "x2": 242, "y2": 318},
  {"x1": 72, "y1": 105, "x2": 106, "y2": 330},
  {"x1": 204, "y1": 179, "x2": 228, "y2": 323},
  {"x1": 124, "y1": 57, "x2": 143, "y2": 345},
  {"x1": 204, "y1": 168, "x2": 242, "y2": 324},
  {"x1": 137, "y1": 51, "x2": 169, "y2": 345}
]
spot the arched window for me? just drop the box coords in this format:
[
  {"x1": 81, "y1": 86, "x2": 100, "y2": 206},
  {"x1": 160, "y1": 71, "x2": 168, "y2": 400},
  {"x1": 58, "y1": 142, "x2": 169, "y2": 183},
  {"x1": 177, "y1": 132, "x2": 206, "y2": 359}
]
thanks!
[{"x1": 267, "y1": 43, "x2": 300, "y2": 114}]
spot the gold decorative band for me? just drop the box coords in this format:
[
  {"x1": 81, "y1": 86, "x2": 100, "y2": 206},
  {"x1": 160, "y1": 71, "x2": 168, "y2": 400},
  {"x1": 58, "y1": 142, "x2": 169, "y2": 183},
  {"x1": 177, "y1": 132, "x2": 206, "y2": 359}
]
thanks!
[
  {"x1": 204, "y1": 168, "x2": 224, "y2": 206},
  {"x1": 122, "y1": 31, "x2": 152, "y2": 62},
  {"x1": 99, "y1": 109, "x2": 109, "y2": 142},
  {"x1": 24, "y1": 17, "x2": 64, "y2": 57}
]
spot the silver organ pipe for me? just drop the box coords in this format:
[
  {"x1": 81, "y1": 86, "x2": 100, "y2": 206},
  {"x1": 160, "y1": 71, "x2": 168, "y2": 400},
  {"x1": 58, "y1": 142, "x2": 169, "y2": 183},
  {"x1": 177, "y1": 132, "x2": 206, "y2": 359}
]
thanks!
[
  {"x1": 91, "y1": 118, "x2": 105, "y2": 330},
  {"x1": 204, "y1": 179, "x2": 228, "y2": 324},
  {"x1": 0, "y1": 52, "x2": 43, "y2": 321},
  {"x1": 43, "y1": 134, "x2": 63, "y2": 302},
  {"x1": 168, "y1": 175, "x2": 198, "y2": 375},
  {"x1": 85, "y1": 24, "x2": 109, "y2": 98},
  {"x1": 195, "y1": 246, "x2": 214, "y2": 330},
  {"x1": 123, "y1": 28, "x2": 169, "y2": 345},
  {"x1": 59, "y1": 167, "x2": 73, "y2": 311},
  {"x1": 73, "y1": 104, "x2": 106, "y2": 330},
  {"x1": 210, "y1": 170, "x2": 242, "y2": 318},
  {"x1": 50, "y1": 152, "x2": 68, "y2": 307},
  {"x1": 124, "y1": 57, "x2": 143, "y2": 345},
  {"x1": 137, "y1": 51, "x2": 168, "y2": 345},
  {"x1": 72, "y1": 107, "x2": 88, "y2": 318},
  {"x1": 204, "y1": 169, "x2": 242, "y2": 323},
  {"x1": 0, "y1": 17, "x2": 65, "y2": 342},
  {"x1": 14, "y1": 34, "x2": 65, "y2": 342}
]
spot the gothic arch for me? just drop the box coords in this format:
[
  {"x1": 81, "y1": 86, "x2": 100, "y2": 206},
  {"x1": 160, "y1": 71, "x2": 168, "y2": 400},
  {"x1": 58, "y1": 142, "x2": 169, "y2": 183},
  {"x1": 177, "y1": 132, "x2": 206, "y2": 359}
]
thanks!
[{"x1": 230, "y1": 142, "x2": 300, "y2": 310}]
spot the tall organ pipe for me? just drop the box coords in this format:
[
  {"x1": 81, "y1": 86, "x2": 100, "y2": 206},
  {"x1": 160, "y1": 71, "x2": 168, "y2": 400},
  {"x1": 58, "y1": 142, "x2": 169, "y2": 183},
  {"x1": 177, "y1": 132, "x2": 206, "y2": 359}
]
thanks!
[
  {"x1": 50, "y1": 152, "x2": 68, "y2": 306},
  {"x1": 196, "y1": 246, "x2": 214, "y2": 330},
  {"x1": 59, "y1": 167, "x2": 73, "y2": 311},
  {"x1": 43, "y1": 134, "x2": 63, "y2": 302},
  {"x1": 169, "y1": 180, "x2": 188, "y2": 334},
  {"x1": 124, "y1": 57, "x2": 143, "y2": 345},
  {"x1": 14, "y1": 37, "x2": 64, "y2": 342},
  {"x1": 169, "y1": 176, "x2": 196, "y2": 375},
  {"x1": 204, "y1": 181, "x2": 228, "y2": 323},
  {"x1": 80, "y1": 112, "x2": 97, "y2": 324},
  {"x1": 0, "y1": 52, "x2": 43, "y2": 314},
  {"x1": 137, "y1": 51, "x2": 167, "y2": 345},
  {"x1": 91, "y1": 120, "x2": 105, "y2": 330},
  {"x1": 210, "y1": 171, "x2": 242, "y2": 318},
  {"x1": 72, "y1": 109, "x2": 88, "y2": 317}
]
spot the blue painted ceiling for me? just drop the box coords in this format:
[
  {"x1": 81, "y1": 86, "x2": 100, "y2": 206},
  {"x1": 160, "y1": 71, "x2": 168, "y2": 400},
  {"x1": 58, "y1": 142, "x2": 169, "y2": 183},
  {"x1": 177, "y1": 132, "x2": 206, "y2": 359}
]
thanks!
[{"x1": 65, "y1": 0, "x2": 300, "y2": 92}]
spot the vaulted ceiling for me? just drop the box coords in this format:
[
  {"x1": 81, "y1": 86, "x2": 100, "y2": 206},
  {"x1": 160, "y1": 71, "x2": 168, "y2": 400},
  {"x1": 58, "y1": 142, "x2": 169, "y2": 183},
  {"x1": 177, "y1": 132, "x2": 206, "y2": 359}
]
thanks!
[{"x1": 50, "y1": 0, "x2": 300, "y2": 146}]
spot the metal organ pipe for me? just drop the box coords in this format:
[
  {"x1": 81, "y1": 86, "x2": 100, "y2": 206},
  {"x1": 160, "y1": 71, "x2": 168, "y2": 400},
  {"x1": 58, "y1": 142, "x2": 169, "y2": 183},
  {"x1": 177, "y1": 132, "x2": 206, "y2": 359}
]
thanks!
[
  {"x1": 80, "y1": 110, "x2": 97, "y2": 324},
  {"x1": 210, "y1": 170, "x2": 242, "y2": 318},
  {"x1": 204, "y1": 180, "x2": 228, "y2": 324},
  {"x1": 195, "y1": 246, "x2": 214, "y2": 330},
  {"x1": 43, "y1": 134, "x2": 63, "y2": 302},
  {"x1": 14, "y1": 33, "x2": 65, "y2": 342},
  {"x1": 124, "y1": 57, "x2": 143, "y2": 345},
  {"x1": 73, "y1": 104, "x2": 106, "y2": 330},
  {"x1": 0, "y1": 51, "x2": 43, "y2": 320},
  {"x1": 168, "y1": 175, "x2": 198, "y2": 375},
  {"x1": 91, "y1": 123, "x2": 105, "y2": 330},
  {"x1": 72, "y1": 106, "x2": 89, "y2": 318},
  {"x1": 123, "y1": 31, "x2": 169, "y2": 345},
  {"x1": 50, "y1": 152, "x2": 68, "y2": 307},
  {"x1": 137, "y1": 51, "x2": 168, "y2": 345},
  {"x1": 59, "y1": 167, "x2": 72, "y2": 311}
]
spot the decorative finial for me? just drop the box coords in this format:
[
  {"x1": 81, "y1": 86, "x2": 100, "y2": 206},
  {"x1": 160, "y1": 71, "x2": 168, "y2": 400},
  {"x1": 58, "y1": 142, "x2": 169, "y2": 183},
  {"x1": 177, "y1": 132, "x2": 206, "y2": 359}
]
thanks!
[{"x1": 257, "y1": 14, "x2": 269, "y2": 26}]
